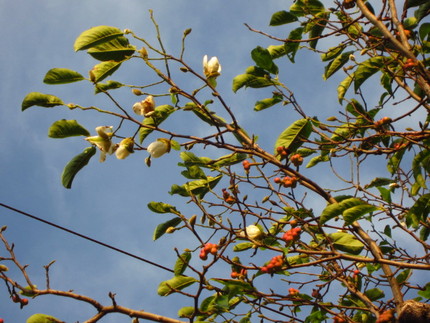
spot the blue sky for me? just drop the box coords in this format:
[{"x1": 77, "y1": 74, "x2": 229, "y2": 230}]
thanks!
[{"x1": 1, "y1": 1, "x2": 427, "y2": 322}]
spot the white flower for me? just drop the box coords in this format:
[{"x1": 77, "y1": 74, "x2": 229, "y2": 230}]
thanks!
[
  {"x1": 147, "y1": 139, "x2": 170, "y2": 158},
  {"x1": 115, "y1": 138, "x2": 134, "y2": 160},
  {"x1": 133, "y1": 95, "x2": 155, "y2": 117},
  {"x1": 203, "y1": 55, "x2": 221, "y2": 79},
  {"x1": 239, "y1": 225, "x2": 263, "y2": 240},
  {"x1": 85, "y1": 126, "x2": 115, "y2": 162}
]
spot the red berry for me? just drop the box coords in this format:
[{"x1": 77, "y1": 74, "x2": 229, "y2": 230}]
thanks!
[
  {"x1": 21, "y1": 298, "x2": 29, "y2": 306},
  {"x1": 0, "y1": 318, "x2": 4, "y2": 323},
  {"x1": 11, "y1": 295, "x2": 20, "y2": 303}
]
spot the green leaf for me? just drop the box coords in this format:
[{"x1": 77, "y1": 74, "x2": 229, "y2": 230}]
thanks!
[
  {"x1": 364, "y1": 288, "x2": 385, "y2": 301},
  {"x1": 153, "y1": 217, "x2": 182, "y2": 240},
  {"x1": 307, "y1": 12, "x2": 329, "y2": 49},
  {"x1": 270, "y1": 10, "x2": 298, "y2": 26},
  {"x1": 396, "y1": 269, "x2": 411, "y2": 284},
  {"x1": 418, "y1": 283, "x2": 430, "y2": 298},
  {"x1": 364, "y1": 177, "x2": 394, "y2": 189},
  {"x1": 61, "y1": 147, "x2": 96, "y2": 189},
  {"x1": 343, "y1": 204, "x2": 378, "y2": 225},
  {"x1": 320, "y1": 197, "x2": 368, "y2": 224},
  {"x1": 174, "y1": 252, "x2": 192, "y2": 276},
  {"x1": 274, "y1": 119, "x2": 312, "y2": 155},
  {"x1": 211, "y1": 278, "x2": 255, "y2": 292},
  {"x1": 290, "y1": 0, "x2": 325, "y2": 16},
  {"x1": 377, "y1": 187, "x2": 392, "y2": 203},
  {"x1": 412, "y1": 150, "x2": 430, "y2": 193},
  {"x1": 157, "y1": 276, "x2": 198, "y2": 296},
  {"x1": 407, "y1": 0, "x2": 428, "y2": 8},
  {"x1": 87, "y1": 36, "x2": 135, "y2": 61},
  {"x1": 354, "y1": 56, "x2": 388, "y2": 91},
  {"x1": 306, "y1": 154, "x2": 330, "y2": 168},
  {"x1": 251, "y1": 46, "x2": 278, "y2": 74},
  {"x1": 267, "y1": 45, "x2": 287, "y2": 59},
  {"x1": 211, "y1": 153, "x2": 248, "y2": 169},
  {"x1": 186, "y1": 103, "x2": 226, "y2": 127},
  {"x1": 419, "y1": 23, "x2": 430, "y2": 41},
  {"x1": 337, "y1": 75, "x2": 353, "y2": 103},
  {"x1": 147, "y1": 202, "x2": 177, "y2": 214},
  {"x1": 171, "y1": 175, "x2": 223, "y2": 199},
  {"x1": 21, "y1": 92, "x2": 64, "y2": 111},
  {"x1": 48, "y1": 119, "x2": 90, "y2": 138},
  {"x1": 323, "y1": 51, "x2": 353, "y2": 80},
  {"x1": 26, "y1": 313, "x2": 64, "y2": 323},
  {"x1": 20, "y1": 285, "x2": 37, "y2": 296},
  {"x1": 254, "y1": 94, "x2": 283, "y2": 111},
  {"x1": 179, "y1": 152, "x2": 213, "y2": 167},
  {"x1": 387, "y1": 148, "x2": 406, "y2": 175},
  {"x1": 74, "y1": 25, "x2": 124, "y2": 51},
  {"x1": 94, "y1": 80, "x2": 123, "y2": 94},
  {"x1": 43, "y1": 68, "x2": 85, "y2": 84},
  {"x1": 284, "y1": 27, "x2": 304, "y2": 63},
  {"x1": 406, "y1": 193, "x2": 430, "y2": 228},
  {"x1": 90, "y1": 60, "x2": 122, "y2": 83},
  {"x1": 181, "y1": 165, "x2": 207, "y2": 180},
  {"x1": 178, "y1": 306, "x2": 195, "y2": 318},
  {"x1": 233, "y1": 242, "x2": 254, "y2": 252},
  {"x1": 328, "y1": 232, "x2": 364, "y2": 255},
  {"x1": 139, "y1": 105, "x2": 175, "y2": 144},
  {"x1": 414, "y1": 2, "x2": 430, "y2": 23},
  {"x1": 232, "y1": 73, "x2": 275, "y2": 93},
  {"x1": 321, "y1": 45, "x2": 346, "y2": 61},
  {"x1": 345, "y1": 99, "x2": 366, "y2": 117}
]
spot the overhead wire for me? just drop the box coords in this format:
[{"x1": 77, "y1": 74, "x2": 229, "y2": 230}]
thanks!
[{"x1": 0, "y1": 202, "x2": 174, "y2": 273}]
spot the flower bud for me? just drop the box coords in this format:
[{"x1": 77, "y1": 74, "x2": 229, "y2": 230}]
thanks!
[
  {"x1": 203, "y1": 55, "x2": 221, "y2": 79},
  {"x1": 147, "y1": 139, "x2": 170, "y2": 158},
  {"x1": 132, "y1": 89, "x2": 143, "y2": 96},
  {"x1": 85, "y1": 126, "x2": 115, "y2": 162},
  {"x1": 239, "y1": 225, "x2": 263, "y2": 240},
  {"x1": 115, "y1": 138, "x2": 134, "y2": 160},
  {"x1": 133, "y1": 95, "x2": 155, "y2": 117}
]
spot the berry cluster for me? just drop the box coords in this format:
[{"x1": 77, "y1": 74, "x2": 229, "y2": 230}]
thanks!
[
  {"x1": 282, "y1": 227, "x2": 301, "y2": 242},
  {"x1": 199, "y1": 243, "x2": 218, "y2": 260},
  {"x1": 222, "y1": 188, "x2": 235, "y2": 204},
  {"x1": 242, "y1": 160, "x2": 251, "y2": 172},
  {"x1": 274, "y1": 176, "x2": 298, "y2": 188},
  {"x1": 260, "y1": 255, "x2": 284, "y2": 273},
  {"x1": 290, "y1": 154, "x2": 303, "y2": 167},
  {"x1": 276, "y1": 146, "x2": 289, "y2": 159},
  {"x1": 376, "y1": 309, "x2": 394, "y2": 323},
  {"x1": 230, "y1": 268, "x2": 248, "y2": 279},
  {"x1": 11, "y1": 294, "x2": 29, "y2": 308},
  {"x1": 374, "y1": 117, "x2": 392, "y2": 128}
]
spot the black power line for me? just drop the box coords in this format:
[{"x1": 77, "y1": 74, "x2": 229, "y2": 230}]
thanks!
[{"x1": 0, "y1": 202, "x2": 173, "y2": 273}]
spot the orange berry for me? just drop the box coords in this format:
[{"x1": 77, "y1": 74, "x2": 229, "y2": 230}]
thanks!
[
  {"x1": 274, "y1": 177, "x2": 282, "y2": 184},
  {"x1": 231, "y1": 271, "x2": 238, "y2": 279},
  {"x1": 225, "y1": 196, "x2": 236, "y2": 204},
  {"x1": 21, "y1": 298, "x2": 29, "y2": 306},
  {"x1": 290, "y1": 154, "x2": 303, "y2": 167},
  {"x1": 288, "y1": 288, "x2": 299, "y2": 296}
]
